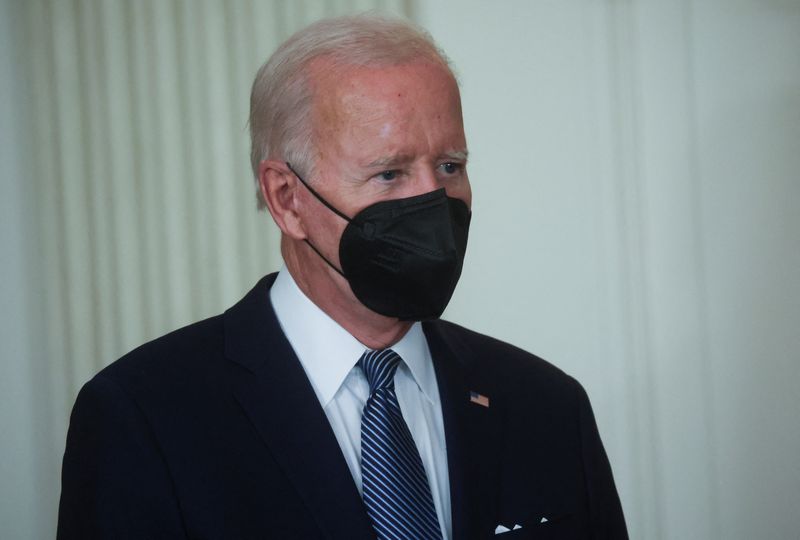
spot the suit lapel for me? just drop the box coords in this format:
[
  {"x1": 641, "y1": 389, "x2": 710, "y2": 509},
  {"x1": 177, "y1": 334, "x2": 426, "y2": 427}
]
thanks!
[
  {"x1": 224, "y1": 274, "x2": 375, "y2": 540},
  {"x1": 424, "y1": 321, "x2": 503, "y2": 540}
]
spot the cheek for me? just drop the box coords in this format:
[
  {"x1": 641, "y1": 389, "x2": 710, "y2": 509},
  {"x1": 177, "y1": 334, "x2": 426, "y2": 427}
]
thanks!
[
  {"x1": 302, "y1": 203, "x2": 348, "y2": 261},
  {"x1": 446, "y1": 175, "x2": 472, "y2": 209},
  {"x1": 463, "y1": 177, "x2": 473, "y2": 208}
]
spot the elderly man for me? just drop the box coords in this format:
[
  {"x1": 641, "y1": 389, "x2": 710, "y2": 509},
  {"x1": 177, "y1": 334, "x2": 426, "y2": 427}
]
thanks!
[{"x1": 58, "y1": 14, "x2": 627, "y2": 540}]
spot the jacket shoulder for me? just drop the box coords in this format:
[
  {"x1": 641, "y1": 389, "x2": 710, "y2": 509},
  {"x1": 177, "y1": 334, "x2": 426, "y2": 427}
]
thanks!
[
  {"x1": 429, "y1": 318, "x2": 577, "y2": 386},
  {"x1": 92, "y1": 314, "x2": 226, "y2": 393}
]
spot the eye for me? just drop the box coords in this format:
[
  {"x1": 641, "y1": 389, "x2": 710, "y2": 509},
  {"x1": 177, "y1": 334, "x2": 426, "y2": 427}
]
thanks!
[
  {"x1": 376, "y1": 170, "x2": 399, "y2": 182},
  {"x1": 439, "y1": 162, "x2": 464, "y2": 175}
]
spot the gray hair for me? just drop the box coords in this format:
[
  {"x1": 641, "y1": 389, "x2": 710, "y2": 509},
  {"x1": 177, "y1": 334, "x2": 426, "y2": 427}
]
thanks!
[{"x1": 248, "y1": 13, "x2": 454, "y2": 209}]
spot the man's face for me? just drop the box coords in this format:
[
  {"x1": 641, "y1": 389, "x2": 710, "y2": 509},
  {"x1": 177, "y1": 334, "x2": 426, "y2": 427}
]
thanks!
[{"x1": 298, "y1": 59, "x2": 471, "y2": 275}]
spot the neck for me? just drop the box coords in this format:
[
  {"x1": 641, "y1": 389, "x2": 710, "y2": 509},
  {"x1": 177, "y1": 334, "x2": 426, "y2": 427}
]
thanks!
[{"x1": 282, "y1": 242, "x2": 413, "y2": 350}]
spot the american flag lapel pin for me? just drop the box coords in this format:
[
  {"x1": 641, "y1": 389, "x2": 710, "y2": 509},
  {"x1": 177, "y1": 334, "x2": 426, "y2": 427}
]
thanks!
[{"x1": 469, "y1": 390, "x2": 490, "y2": 408}]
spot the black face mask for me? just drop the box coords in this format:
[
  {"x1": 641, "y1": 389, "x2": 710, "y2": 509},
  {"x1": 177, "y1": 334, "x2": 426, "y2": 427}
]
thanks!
[{"x1": 287, "y1": 163, "x2": 471, "y2": 321}]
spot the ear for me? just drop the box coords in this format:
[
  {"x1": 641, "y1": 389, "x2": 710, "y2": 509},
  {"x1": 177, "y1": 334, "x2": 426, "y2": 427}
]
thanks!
[{"x1": 258, "y1": 159, "x2": 307, "y2": 240}]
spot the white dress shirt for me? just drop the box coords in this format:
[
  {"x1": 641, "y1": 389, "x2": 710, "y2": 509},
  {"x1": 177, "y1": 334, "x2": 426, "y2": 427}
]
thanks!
[{"x1": 269, "y1": 267, "x2": 452, "y2": 539}]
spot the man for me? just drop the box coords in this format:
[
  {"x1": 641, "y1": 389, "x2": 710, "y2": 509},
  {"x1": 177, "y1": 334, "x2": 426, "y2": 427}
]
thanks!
[{"x1": 58, "y1": 14, "x2": 627, "y2": 540}]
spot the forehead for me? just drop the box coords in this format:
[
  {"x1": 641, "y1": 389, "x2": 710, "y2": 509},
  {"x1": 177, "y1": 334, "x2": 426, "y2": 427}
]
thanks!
[{"x1": 307, "y1": 59, "x2": 463, "y2": 141}]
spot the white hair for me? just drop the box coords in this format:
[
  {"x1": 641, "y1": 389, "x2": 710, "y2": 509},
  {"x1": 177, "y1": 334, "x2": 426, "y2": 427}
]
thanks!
[{"x1": 248, "y1": 13, "x2": 455, "y2": 209}]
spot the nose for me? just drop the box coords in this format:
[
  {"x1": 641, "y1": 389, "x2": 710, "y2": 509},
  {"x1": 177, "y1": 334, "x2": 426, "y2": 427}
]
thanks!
[{"x1": 415, "y1": 166, "x2": 441, "y2": 194}]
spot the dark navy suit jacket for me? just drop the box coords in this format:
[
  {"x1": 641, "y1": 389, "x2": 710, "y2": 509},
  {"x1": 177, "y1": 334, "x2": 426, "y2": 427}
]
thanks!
[{"x1": 58, "y1": 273, "x2": 628, "y2": 539}]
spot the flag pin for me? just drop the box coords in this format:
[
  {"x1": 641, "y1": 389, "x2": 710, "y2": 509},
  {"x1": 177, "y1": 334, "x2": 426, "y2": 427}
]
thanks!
[{"x1": 469, "y1": 391, "x2": 490, "y2": 407}]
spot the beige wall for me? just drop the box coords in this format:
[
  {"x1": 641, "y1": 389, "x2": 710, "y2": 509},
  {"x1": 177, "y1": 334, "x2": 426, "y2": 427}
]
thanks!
[{"x1": 418, "y1": 1, "x2": 800, "y2": 539}]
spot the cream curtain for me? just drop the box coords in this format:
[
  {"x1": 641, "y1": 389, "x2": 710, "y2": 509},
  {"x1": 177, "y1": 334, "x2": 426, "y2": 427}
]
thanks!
[{"x1": 20, "y1": 4, "x2": 411, "y2": 531}]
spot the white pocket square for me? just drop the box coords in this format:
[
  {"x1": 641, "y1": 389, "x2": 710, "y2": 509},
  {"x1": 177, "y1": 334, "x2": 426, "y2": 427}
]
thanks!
[{"x1": 494, "y1": 524, "x2": 522, "y2": 534}]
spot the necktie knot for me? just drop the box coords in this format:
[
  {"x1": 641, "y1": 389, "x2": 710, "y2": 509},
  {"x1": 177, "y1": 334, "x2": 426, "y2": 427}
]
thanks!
[{"x1": 359, "y1": 349, "x2": 401, "y2": 392}]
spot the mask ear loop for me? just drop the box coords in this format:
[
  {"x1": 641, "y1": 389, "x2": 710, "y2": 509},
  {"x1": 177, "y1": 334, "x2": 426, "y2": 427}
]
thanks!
[
  {"x1": 285, "y1": 162, "x2": 348, "y2": 278},
  {"x1": 286, "y1": 162, "x2": 351, "y2": 222}
]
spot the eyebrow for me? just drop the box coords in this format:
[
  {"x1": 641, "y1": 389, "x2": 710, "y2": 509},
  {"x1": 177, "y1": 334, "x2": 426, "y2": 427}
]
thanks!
[
  {"x1": 442, "y1": 150, "x2": 469, "y2": 161},
  {"x1": 365, "y1": 154, "x2": 415, "y2": 168},
  {"x1": 364, "y1": 149, "x2": 469, "y2": 169}
]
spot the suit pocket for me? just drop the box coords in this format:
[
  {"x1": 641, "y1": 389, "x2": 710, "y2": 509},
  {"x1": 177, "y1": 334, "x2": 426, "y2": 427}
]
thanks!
[{"x1": 491, "y1": 512, "x2": 574, "y2": 539}]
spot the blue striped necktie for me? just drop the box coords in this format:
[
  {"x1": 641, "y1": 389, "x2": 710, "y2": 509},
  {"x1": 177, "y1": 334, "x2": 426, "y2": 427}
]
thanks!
[{"x1": 359, "y1": 349, "x2": 443, "y2": 540}]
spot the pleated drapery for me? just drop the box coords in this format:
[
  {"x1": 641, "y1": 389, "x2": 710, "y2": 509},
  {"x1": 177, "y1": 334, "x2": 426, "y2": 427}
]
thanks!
[{"x1": 22, "y1": 0, "x2": 411, "y2": 421}]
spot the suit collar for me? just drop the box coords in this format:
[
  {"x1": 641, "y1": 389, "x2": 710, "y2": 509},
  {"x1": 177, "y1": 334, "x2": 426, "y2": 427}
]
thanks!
[
  {"x1": 224, "y1": 274, "x2": 375, "y2": 540},
  {"x1": 268, "y1": 267, "x2": 365, "y2": 407}
]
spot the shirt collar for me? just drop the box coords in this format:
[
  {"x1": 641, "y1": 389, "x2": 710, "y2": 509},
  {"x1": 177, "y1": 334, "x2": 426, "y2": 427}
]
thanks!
[{"x1": 269, "y1": 266, "x2": 438, "y2": 407}]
